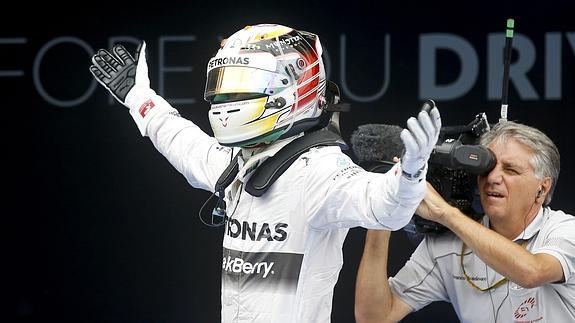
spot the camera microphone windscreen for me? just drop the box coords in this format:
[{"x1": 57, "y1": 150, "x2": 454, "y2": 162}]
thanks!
[{"x1": 350, "y1": 124, "x2": 405, "y2": 164}]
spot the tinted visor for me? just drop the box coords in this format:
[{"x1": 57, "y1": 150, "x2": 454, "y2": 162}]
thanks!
[{"x1": 204, "y1": 66, "x2": 291, "y2": 103}]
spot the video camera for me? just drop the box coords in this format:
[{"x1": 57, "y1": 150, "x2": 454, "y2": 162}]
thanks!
[
  {"x1": 409, "y1": 101, "x2": 496, "y2": 234},
  {"x1": 350, "y1": 100, "x2": 497, "y2": 236},
  {"x1": 353, "y1": 19, "x2": 519, "y2": 237}
]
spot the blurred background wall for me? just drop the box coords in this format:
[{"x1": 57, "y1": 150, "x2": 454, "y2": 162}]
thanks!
[{"x1": 5, "y1": 1, "x2": 575, "y2": 322}]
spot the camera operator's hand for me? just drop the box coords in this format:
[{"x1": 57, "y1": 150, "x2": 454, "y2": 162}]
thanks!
[
  {"x1": 89, "y1": 41, "x2": 152, "y2": 109},
  {"x1": 400, "y1": 106, "x2": 441, "y2": 181},
  {"x1": 416, "y1": 182, "x2": 457, "y2": 224}
]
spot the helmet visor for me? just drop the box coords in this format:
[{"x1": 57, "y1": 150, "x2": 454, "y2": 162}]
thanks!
[{"x1": 204, "y1": 66, "x2": 291, "y2": 103}]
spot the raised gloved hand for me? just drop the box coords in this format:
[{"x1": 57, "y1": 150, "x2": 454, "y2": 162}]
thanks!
[
  {"x1": 400, "y1": 100, "x2": 442, "y2": 181},
  {"x1": 89, "y1": 42, "x2": 150, "y2": 108},
  {"x1": 90, "y1": 42, "x2": 164, "y2": 135}
]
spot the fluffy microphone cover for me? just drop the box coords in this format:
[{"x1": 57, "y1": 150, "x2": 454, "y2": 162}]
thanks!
[{"x1": 350, "y1": 124, "x2": 405, "y2": 163}]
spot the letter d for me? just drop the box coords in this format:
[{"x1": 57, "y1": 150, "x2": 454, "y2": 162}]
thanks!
[{"x1": 419, "y1": 33, "x2": 478, "y2": 100}]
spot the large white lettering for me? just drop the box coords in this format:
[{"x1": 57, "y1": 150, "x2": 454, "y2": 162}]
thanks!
[{"x1": 2, "y1": 31, "x2": 573, "y2": 108}]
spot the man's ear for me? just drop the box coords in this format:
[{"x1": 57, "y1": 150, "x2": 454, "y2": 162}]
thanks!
[{"x1": 539, "y1": 177, "x2": 552, "y2": 200}]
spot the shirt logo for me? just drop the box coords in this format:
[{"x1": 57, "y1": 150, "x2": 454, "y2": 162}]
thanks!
[
  {"x1": 224, "y1": 217, "x2": 288, "y2": 242},
  {"x1": 336, "y1": 156, "x2": 350, "y2": 168},
  {"x1": 222, "y1": 256, "x2": 275, "y2": 278},
  {"x1": 138, "y1": 99, "x2": 155, "y2": 117},
  {"x1": 221, "y1": 248, "x2": 304, "y2": 291},
  {"x1": 514, "y1": 297, "x2": 536, "y2": 320}
]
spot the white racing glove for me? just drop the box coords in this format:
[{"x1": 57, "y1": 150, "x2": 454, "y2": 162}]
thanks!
[
  {"x1": 400, "y1": 100, "x2": 442, "y2": 181},
  {"x1": 89, "y1": 42, "x2": 173, "y2": 135}
]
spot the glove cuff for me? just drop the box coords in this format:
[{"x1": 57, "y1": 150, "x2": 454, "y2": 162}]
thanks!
[
  {"x1": 126, "y1": 89, "x2": 177, "y2": 136},
  {"x1": 401, "y1": 163, "x2": 427, "y2": 182}
]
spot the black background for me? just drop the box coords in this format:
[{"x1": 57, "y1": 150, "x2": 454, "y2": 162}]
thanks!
[{"x1": 5, "y1": 1, "x2": 575, "y2": 322}]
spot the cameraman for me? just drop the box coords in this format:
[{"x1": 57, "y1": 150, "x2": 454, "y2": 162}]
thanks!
[{"x1": 355, "y1": 121, "x2": 575, "y2": 322}]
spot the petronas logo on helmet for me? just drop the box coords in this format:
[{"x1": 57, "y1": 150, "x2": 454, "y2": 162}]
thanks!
[{"x1": 208, "y1": 57, "x2": 250, "y2": 69}]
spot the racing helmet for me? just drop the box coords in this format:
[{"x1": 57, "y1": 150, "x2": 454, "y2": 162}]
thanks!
[{"x1": 204, "y1": 24, "x2": 327, "y2": 147}]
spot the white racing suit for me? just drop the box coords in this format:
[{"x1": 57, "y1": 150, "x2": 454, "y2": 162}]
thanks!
[{"x1": 128, "y1": 95, "x2": 426, "y2": 322}]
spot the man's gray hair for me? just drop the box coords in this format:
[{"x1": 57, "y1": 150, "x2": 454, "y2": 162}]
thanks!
[{"x1": 479, "y1": 121, "x2": 560, "y2": 205}]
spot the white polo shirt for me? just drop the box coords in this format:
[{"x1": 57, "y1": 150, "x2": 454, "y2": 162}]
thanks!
[{"x1": 390, "y1": 207, "x2": 575, "y2": 323}]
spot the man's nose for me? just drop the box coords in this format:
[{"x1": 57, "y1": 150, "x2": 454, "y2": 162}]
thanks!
[{"x1": 485, "y1": 166, "x2": 503, "y2": 184}]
